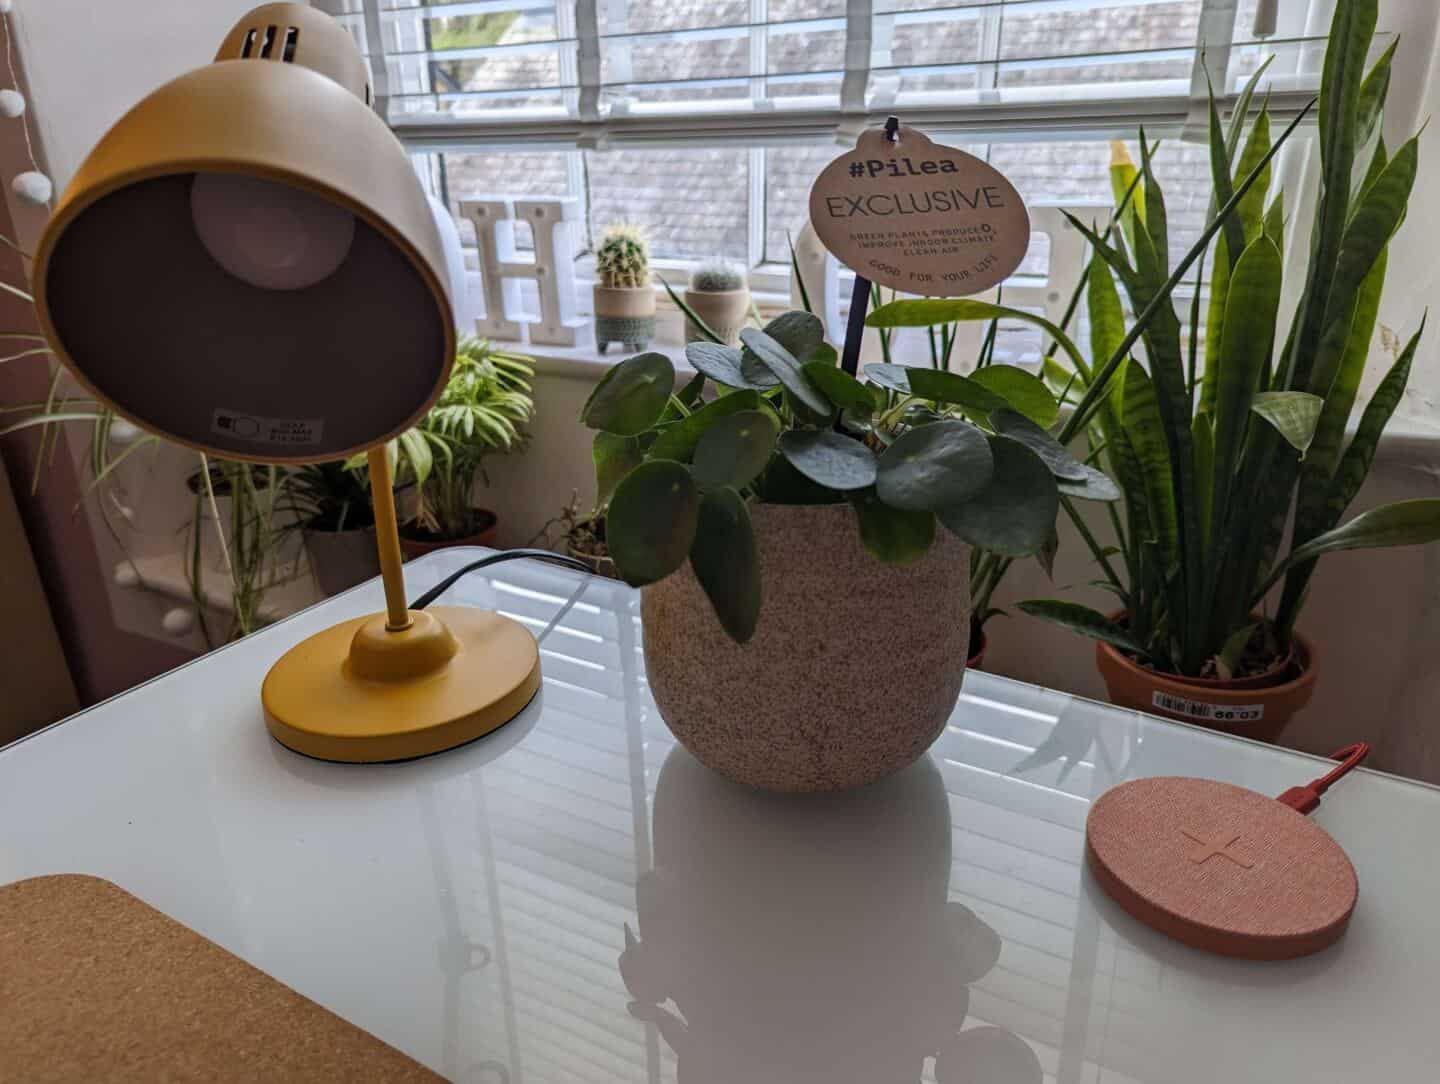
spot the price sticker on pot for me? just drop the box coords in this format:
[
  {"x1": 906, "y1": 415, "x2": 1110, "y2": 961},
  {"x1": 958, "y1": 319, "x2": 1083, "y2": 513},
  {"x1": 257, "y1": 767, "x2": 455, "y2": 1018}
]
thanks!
[{"x1": 809, "y1": 124, "x2": 1030, "y2": 297}]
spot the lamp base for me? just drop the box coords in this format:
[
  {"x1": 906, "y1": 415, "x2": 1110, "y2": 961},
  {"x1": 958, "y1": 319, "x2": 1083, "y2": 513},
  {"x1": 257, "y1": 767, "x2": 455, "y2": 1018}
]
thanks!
[{"x1": 262, "y1": 606, "x2": 540, "y2": 763}]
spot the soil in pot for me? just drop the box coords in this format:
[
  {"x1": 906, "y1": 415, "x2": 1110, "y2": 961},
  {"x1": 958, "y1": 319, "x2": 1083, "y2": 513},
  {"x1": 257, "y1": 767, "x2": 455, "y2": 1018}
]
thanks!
[
  {"x1": 399, "y1": 508, "x2": 499, "y2": 560},
  {"x1": 641, "y1": 502, "x2": 971, "y2": 793},
  {"x1": 1095, "y1": 618, "x2": 1316, "y2": 742}
]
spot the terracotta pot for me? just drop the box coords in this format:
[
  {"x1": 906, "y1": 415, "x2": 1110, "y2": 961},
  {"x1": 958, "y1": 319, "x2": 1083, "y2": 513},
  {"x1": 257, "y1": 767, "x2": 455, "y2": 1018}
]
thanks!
[
  {"x1": 398, "y1": 509, "x2": 499, "y2": 560},
  {"x1": 1095, "y1": 627, "x2": 1317, "y2": 743},
  {"x1": 303, "y1": 525, "x2": 379, "y2": 596},
  {"x1": 593, "y1": 285, "x2": 656, "y2": 353},
  {"x1": 683, "y1": 287, "x2": 750, "y2": 347},
  {"x1": 641, "y1": 502, "x2": 971, "y2": 793}
]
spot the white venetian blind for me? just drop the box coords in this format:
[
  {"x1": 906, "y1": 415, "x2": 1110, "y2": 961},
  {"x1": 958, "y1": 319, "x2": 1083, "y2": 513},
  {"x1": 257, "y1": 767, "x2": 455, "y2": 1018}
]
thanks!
[{"x1": 318, "y1": 0, "x2": 1342, "y2": 148}]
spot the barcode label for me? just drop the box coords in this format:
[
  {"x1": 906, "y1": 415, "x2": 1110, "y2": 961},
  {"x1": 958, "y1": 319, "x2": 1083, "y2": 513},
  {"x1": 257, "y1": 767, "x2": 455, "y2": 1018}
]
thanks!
[
  {"x1": 212, "y1": 409, "x2": 324, "y2": 447},
  {"x1": 1152, "y1": 692, "x2": 1264, "y2": 723}
]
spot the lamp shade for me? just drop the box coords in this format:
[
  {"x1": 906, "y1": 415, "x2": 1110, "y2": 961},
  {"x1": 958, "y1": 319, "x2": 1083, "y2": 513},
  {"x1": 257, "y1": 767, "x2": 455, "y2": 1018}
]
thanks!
[{"x1": 33, "y1": 5, "x2": 454, "y2": 464}]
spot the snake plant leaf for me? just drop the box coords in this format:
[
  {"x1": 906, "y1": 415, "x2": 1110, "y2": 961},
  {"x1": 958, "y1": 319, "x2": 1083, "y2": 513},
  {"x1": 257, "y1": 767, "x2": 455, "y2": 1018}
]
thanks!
[
  {"x1": 1206, "y1": 89, "x2": 1245, "y2": 275},
  {"x1": 1016, "y1": 599, "x2": 1144, "y2": 655},
  {"x1": 1356, "y1": 37, "x2": 1397, "y2": 150},
  {"x1": 1263, "y1": 499, "x2": 1440, "y2": 597},
  {"x1": 606, "y1": 459, "x2": 700, "y2": 586},
  {"x1": 1325, "y1": 135, "x2": 1417, "y2": 332},
  {"x1": 1193, "y1": 411, "x2": 1214, "y2": 540},
  {"x1": 876, "y1": 420, "x2": 993, "y2": 511},
  {"x1": 1209, "y1": 235, "x2": 1283, "y2": 523},
  {"x1": 690, "y1": 410, "x2": 779, "y2": 490},
  {"x1": 739, "y1": 327, "x2": 831, "y2": 418},
  {"x1": 1138, "y1": 131, "x2": 1169, "y2": 279},
  {"x1": 866, "y1": 298, "x2": 1088, "y2": 374},
  {"x1": 849, "y1": 487, "x2": 935, "y2": 564},
  {"x1": 1086, "y1": 255, "x2": 1125, "y2": 384},
  {"x1": 968, "y1": 366, "x2": 1060, "y2": 429},
  {"x1": 1328, "y1": 319, "x2": 1424, "y2": 521},
  {"x1": 1250, "y1": 391, "x2": 1325, "y2": 455},
  {"x1": 1109, "y1": 139, "x2": 1142, "y2": 253},
  {"x1": 581, "y1": 351, "x2": 674, "y2": 435},
  {"x1": 1319, "y1": 0, "x2": 1378, "y2": 173},
  {"x1": 988, "y1": 408, "x2": 1086, "y2": 481},
  {"x1": 1234, "y1": 106, "x2": 1273, "y2": 242},
  {"x1": 777, "y1": 429, "x2": 878, "y2": 491},
  {"x1": 1117, "y1": 359, "x2": 1177, "y2": 557},
  {"x1": 1295, "y1": 250, "x2": 1389, "y2": 542},
  {"x1": 907, "y1": 368, "x2": 1007, "y2": 413},
  {"x1": 648, "y1": 389, "x2": 762, "y2": 461},
  {"x1": 803, "y1": 362, "x2": 875, "y2": 414},
  {"x1": 1264, "y1": 190, "x2": 1285, "y2": 247},
  {"x1": 687, "y1": 341, "x2": 759, "y2": 389},
  {"x1": 594, "y1": 432, "x2": 643, "y2": 505},
  {"x1": 689, "y1": 488, "x2": 761, "y2": 642},
  {"x1": 936, "y1": 436, "x2": 1059, "y2": 557}
]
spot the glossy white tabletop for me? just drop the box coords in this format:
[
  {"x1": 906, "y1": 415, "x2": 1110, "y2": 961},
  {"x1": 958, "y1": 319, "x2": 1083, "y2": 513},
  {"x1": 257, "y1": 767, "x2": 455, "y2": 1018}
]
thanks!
[{"x1": 3, "y1": 549, "x2": 1438, "y2": 1084}]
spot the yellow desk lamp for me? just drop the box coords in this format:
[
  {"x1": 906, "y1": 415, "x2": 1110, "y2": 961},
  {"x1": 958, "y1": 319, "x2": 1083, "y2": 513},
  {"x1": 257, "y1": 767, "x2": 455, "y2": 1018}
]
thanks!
[{"x1": 33, "y1": 3, "x2": 542, "y2": 762}]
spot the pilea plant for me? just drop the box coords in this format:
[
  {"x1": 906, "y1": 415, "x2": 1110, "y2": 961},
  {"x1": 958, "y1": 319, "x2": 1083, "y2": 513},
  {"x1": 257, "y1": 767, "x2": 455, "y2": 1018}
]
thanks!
[
  {"x1": 595, "y1": 224, "x2": 650, "y2": 289},
  {"x1": 580, "y1": 310, "x2": 1118, "y2": 642}
]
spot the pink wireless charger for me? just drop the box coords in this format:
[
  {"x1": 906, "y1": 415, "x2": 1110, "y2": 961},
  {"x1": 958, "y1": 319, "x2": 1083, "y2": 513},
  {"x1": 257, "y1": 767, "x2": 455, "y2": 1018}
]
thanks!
[{"x1": 1086, "y1": 773, "x2": 1359, "y2": 960}]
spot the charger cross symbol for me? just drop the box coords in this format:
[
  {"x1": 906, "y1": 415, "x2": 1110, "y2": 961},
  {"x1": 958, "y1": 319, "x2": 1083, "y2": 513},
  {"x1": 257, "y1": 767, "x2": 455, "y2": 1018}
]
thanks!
[{"x1": 1180, "y1": 828, "x2": 1255, "y2": 869}]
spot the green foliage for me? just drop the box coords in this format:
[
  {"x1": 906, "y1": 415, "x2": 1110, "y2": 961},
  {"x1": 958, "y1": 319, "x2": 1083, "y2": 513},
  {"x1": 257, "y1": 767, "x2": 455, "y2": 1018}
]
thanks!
[
  {"x1": 1025, "y1": 1, "x2": 1440, "y2": 678},
  {"x1": 581, "y1": 310, "x2": 1093, "y2": 642},
  {"x1": 595, "y1": 224, "x2": 651, "y2": 289},
  {"x1": 379, "y1": 337, "x2": 534, "y2": 540}
]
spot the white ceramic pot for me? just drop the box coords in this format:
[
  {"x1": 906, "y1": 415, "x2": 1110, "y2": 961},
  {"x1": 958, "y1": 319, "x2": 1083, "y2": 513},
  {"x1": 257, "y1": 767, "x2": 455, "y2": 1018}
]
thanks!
[
  {"x1": 641, "y1": 502, "x2": 971, "y2": 792},
  {"x1": 593, "y1": 285, "x2": 656, "y2": 353}
]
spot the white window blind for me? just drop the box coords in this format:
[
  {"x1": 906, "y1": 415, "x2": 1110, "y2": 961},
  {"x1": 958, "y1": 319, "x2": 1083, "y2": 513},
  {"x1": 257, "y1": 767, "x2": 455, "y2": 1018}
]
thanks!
[{"x1": 317, "y1": 0, "x2": 1346, "y2": 149}]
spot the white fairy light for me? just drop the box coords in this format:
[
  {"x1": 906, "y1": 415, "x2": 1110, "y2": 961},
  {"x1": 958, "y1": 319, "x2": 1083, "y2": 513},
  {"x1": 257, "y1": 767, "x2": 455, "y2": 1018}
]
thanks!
[{"x1": 1, "y1": 1, "x2": 49, "y2": 210}]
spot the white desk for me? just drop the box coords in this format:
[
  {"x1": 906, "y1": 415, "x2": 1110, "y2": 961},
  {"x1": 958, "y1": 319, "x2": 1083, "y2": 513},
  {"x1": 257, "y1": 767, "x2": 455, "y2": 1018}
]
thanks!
[{"x1": 3, "y1": 549, "x2": 1437, "y2": 1083}]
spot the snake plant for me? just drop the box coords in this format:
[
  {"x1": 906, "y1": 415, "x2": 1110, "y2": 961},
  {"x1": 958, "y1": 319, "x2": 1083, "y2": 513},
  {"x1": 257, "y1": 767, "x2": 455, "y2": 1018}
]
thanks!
[{"x1": 1013, "y1": 0, "x2": 1440, "y2": 678}]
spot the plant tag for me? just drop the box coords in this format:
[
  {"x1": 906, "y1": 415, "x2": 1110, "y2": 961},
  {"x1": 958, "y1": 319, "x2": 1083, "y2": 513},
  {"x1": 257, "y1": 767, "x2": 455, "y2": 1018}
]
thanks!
[
  {"x1": 808, "y1": 124, "x2": 1030, "y2": 297},
  {"x1": 1152, "y1": 692, "x2": 1265, "y2": 723}
]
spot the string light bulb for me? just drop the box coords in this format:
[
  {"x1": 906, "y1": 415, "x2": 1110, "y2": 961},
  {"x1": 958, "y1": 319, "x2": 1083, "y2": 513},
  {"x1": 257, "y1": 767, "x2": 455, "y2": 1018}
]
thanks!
[
  {"x1": 12, "y1": 169, "x2": 50, "y2": 205},
  {"x1": 0, "y1": 87, "x2": 22, "y2": 117}
]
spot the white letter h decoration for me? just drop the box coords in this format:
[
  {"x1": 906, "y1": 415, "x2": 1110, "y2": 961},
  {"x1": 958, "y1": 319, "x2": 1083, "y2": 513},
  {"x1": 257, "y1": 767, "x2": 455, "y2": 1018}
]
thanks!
[{"x1": 459, "y1": 196, "x2": 585, "y2": 347}]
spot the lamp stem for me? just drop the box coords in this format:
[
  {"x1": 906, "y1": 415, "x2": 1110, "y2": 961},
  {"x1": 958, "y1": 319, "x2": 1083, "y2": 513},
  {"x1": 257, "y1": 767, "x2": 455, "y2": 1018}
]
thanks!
[{"x1": 367, "y1": 445, "x2": 413, "y2": 631}]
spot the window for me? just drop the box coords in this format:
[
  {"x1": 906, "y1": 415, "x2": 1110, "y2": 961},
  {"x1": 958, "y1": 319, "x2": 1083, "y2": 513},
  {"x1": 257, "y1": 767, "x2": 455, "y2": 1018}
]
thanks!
[{"x1": 317, "y1": 1, "x2": 1384, "y2": 337}]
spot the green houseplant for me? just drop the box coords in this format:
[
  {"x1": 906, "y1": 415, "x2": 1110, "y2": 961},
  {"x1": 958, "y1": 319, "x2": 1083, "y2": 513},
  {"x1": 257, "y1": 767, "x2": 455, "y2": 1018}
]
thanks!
[
  {"x1": 372, "y1": 336, "x2": 533, "y2": 556},
  {"x1": 1012, "y1": 0, "x2": 1440, "y2": 737},
  {"x1": 580, "y1": 309, "x2": 1107, "y2": 791},
  {"x1": 285, "y1": 460, "x2": 380, "y2": 596},
  {"x1": 683, "y1": 260, "x2": 749, "y2": 347},
  {"x1": 592, "y1": 224, "x2": 656, "y2": 354}
]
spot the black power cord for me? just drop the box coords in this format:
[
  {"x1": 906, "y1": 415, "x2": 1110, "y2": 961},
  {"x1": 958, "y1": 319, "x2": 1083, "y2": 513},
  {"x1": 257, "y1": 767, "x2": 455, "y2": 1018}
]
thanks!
[{"x1": 407, "y1": 549, "x2": 597, "y2": 611}]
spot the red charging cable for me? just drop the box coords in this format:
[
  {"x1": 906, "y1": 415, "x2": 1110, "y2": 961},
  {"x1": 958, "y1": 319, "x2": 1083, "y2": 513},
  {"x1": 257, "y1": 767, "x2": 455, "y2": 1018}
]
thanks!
[{"x1": 1276, "y1": 743, "x2": 1371, "y2": 815}]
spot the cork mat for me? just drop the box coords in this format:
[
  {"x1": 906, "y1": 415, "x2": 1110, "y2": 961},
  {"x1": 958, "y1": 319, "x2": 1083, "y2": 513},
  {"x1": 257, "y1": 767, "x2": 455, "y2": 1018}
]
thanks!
[{"x1": 0, "y1": 875, "x2": 444, "y2": 1083}]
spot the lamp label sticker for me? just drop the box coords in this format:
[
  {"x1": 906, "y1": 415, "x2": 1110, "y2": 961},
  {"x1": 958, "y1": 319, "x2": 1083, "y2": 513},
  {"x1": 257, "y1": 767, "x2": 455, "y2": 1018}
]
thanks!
[
  {"x1": 212, "y1": 409, "x2": 325, "y2": 447},
  {"x1": 809, "y1": 125, "x2": 1030, "y2": 296},
  {"x1": 1152, "y1": 692, "x2": 1265, "y2": 723}
]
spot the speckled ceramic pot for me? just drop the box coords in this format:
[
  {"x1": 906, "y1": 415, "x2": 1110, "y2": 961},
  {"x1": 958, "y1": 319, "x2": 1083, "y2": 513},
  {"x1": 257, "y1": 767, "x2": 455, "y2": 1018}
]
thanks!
[{"x1": 641, "y1": 502, "x2": 971, "y2": 792}]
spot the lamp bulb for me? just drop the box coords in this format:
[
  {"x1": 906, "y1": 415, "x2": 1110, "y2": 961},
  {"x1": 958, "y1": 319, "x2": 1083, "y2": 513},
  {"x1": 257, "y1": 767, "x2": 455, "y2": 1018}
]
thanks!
[
  {"x1": 0, "y1": 1, "x2": 13, "y2": 14},
  {"x1": 0, "y1": 89, "x2": 24, "y2": 118},
  {"x1": 190, "y1": 173, "x2": 355, "y2": 291},
  {"x1": 12, "y1": 170, "x2": 50, "y2": 204}
]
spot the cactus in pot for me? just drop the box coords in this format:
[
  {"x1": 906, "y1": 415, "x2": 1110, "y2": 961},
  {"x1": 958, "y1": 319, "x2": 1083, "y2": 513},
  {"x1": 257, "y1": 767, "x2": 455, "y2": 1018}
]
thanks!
[
  {"x1": 593, "y1": 224, "x2": 656, "y2": 354},
  {"x1": 683, "y1": 260, "x2": 750, "y2": 347}
]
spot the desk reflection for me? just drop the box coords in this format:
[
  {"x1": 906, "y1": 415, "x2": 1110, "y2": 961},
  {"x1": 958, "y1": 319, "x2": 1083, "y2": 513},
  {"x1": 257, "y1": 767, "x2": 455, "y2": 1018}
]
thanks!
[{"x1": 620, "y1": 748, "x2": 1043, "y2": 1083}]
